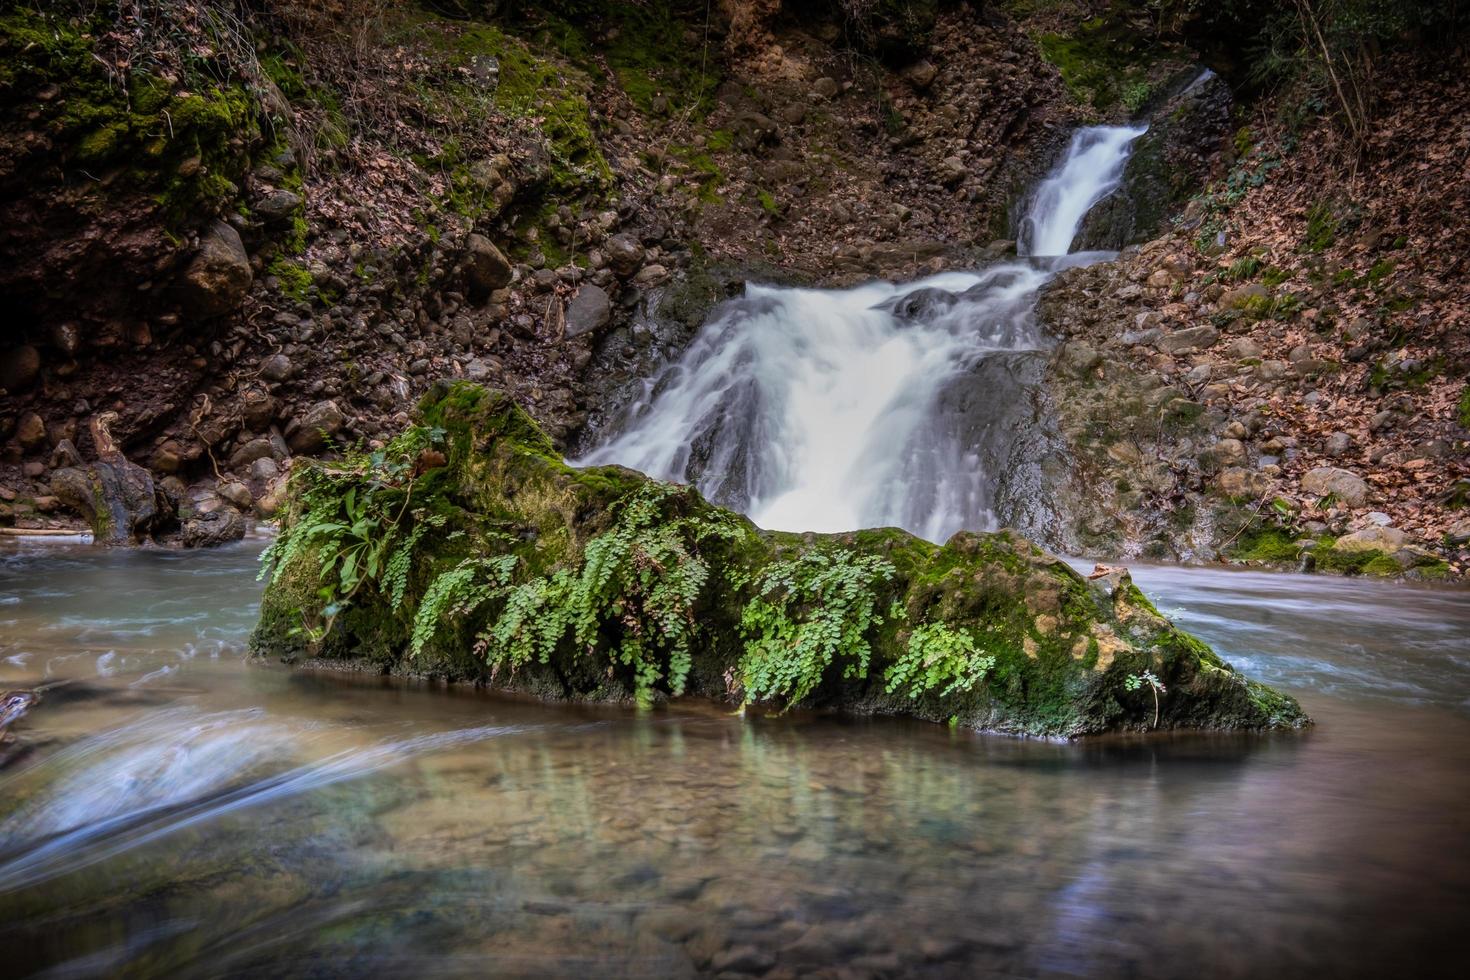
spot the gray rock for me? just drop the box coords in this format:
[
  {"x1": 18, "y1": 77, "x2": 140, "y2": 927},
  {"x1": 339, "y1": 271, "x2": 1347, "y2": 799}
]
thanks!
[
  {"x1": 250, "y1": 456, "x2": 280, "y2": 482},
  {"x1": 1324, "y1": 431, "x2": 1353, "y2": 457},
  {"x1": 15, "y1": 412, "x2": 46, "y2": 451},
  {"x1": 632, "y1": 263, "x2": 669, "y2": 286},
  {"x1": 253, "y1": 188, "x2": 303, "y2": 224},
  {"x1": 710, "y1": 946, "x2": 775, "y2": 975},
  {"x1": 564, "y1": 284, "x2": 612, "y2": 339},
  {"x1": 178, "y1": 221, "x2": 253, "y2": 317},
  {"x1": 1333, "y1": 526, "x2": 1406, "y2": 553},
  {"x1": 812, "y1": 77, "x2": 839, "y2": 98},
  {"x1": 217, "y1": 481, "x2": 253, "y2": 509},
  {"x1": 0, "y1": 345, "x2": 42, "y2": 393},
  {"x1": 286, "y1": 399, "x2": 347, "y2": 454},
  {"x1": 1158, "y1": 325, "x2": 1219, "y2": 355},
  {"x1": 462, "y1": 233, "x2": 513, "y2": 294},
  {"x1": 259, "y1": 353, "x2": 294, "y2": 383},
  {"x1": 228, "y1": 436, "x2": 276, "y2": 472},
  {"x1": 604, "y1": 234, "x2": 645, "y2": 277},
  {"x1": 181, "y1": 506, "x2": 246, "y2": 548},
  {"x1": 241, "y1": 387, "x2": 279, "y2": 430},
  {"x1": 1301, "y1": 466, "x2": 1370, "y2": 506}
]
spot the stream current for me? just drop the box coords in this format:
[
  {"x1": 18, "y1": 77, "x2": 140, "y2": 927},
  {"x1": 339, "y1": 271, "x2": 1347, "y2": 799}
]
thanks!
[{"x1": 2, "y1": 538, "x2": 1469, "y2": 977}]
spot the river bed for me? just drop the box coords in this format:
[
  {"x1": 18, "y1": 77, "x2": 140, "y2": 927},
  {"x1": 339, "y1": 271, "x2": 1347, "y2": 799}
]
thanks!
[{"x1": 1, "y1": 539, "x2": 1468, "y2": 977}]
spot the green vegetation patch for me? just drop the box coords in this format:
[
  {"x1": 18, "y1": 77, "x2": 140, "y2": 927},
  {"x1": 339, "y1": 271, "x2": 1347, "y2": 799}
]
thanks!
[
  {"x1": 1037, "y1": 16, "x2": 1171, "y2": 114},
  {"x1": 1, "y1": 8, "x2": 259, "y2": 224},
  {"x1": 253, "y1": 382, "x2": 1310, "y2": 737}
]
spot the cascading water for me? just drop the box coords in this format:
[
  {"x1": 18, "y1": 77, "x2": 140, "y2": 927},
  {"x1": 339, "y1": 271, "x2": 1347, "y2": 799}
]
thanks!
[{"x1": 579, "y1": 124, "x2": 1147, "y2": 541}]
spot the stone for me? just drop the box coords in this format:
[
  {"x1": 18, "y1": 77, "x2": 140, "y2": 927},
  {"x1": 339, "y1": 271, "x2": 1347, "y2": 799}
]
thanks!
[
  {"x1": 812, "y1": 76, "x2": 839, "y2": 98},
  {"x1": 1324, "y1": 431, "x2": 1353, "y2": 457},
  {"x1": 603, "y1": 234, "x2": 646, "y2": 277},
  {"x1": 217, "y1": 481, "x2": 253, "y2": 510},
  {"x1": 50, "y1": 439, "x2": 82, "y2": 469},
  {"x1": 259, "y1": 353, "x2": 294, "y2": 383},
  {"x1": 286, "y1": 399, "x2": 347, "y2": 454},
  {"x1": 1158, "y1": 325, "x2": 1219, "y2": 355},
  {"x1": 1203, "y1": 438, "x2": 1247, "y2": 470},
  {"x1": 1365, "y1": 511, "x2": 1393, "y2": 526},
  {"x1": 1228, "y1": 337, "x2": 1262, "y2": 360},
  {"x1": 1333, "y1": 526, "x2": 1407, "y2": 553},
  {"x1": 632, "y1": 263, "x2": 668, "y2": 286},
  {"x1": 250, "y1": 456, "x2": 280, "y2": 482},
  {"x1": 1220, "y1": 283, "x2": 1270, "y2": 310},
  {"x1": 1301, "y1": 466, "x2": 1370, "y2": 506},
  {"x1": 563, "y1": 284, "x2": 612, "y2": 339},
  {"x1": 1216, "y1": 467, "x2": 1266, "y2": 499},
  {"x1": 462, "y1": 233, "x2": 513, "y2": 294},
  {"x1": 241, "y1": 388, "x2": 279, "y2": 430},
  {"x1": 904, "y1": 60, "x2": 938, "y2": 90},
  {"x1": 1057, "y1": 341, "x2": 1101, "y2": 378},
  {"x1": 51, "y1": 459, "x2": 159, "y2": 546},
  {"x1": 21, "y1": 461, "x2": 43, "y2": 479},
  {"x1": 178, "y1": 221, "x2": 253, "y2": 317},
  {"x1": 150, "y1": 441, "x2": 184, "y2": 473},
  {"x1": 252, "y1": 188, "x2": 303, "y2": 224},
  {"x1": 1, "y1": 345, "x2": 42, "y2": 392},
  {"x1": 15, "y1": 412, "x2": 46, "y2": 452},
  {"x1": 228, "y1": 436, "x2": 277, "y2": 473},
  {"x1": 181, "y1": 506, "x2": 247, "y2": 548}
]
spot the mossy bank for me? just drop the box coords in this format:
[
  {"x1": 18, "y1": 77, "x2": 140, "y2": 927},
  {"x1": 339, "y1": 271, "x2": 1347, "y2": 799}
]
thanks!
[{"x1": 252, "y1": 381, "x2": 1307, "y2": 738}]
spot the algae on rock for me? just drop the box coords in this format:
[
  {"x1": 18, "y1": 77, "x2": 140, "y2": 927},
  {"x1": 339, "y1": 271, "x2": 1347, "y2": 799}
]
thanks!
[{"x1": 252, "y1": 381, "x2": 1308, "y2": 737}]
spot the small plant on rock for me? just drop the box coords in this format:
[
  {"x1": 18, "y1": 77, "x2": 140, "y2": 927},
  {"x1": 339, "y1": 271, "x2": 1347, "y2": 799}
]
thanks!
[{"x1": 1125, "y1": 670, "x2": 1167, "y2": 729}]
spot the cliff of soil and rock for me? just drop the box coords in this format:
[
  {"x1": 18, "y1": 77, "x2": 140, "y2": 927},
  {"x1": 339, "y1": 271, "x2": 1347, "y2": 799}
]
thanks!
[
  {"x1": 1, "y1": 0, "x2": 1466, "y2": 582},
  {"x1": 252, "y1": 380, "x2": 1306, "y2": 736}
]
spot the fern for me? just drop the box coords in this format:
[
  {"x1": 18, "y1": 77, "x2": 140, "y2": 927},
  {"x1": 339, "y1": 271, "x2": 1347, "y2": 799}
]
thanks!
[
  {"x1": 737, "y1": 549, "x2": 896, "y2": 706},
  {"x1": 885, "y1": 622, "x2": 996, "y2": 699},
  {"x1": 410, "y1": 555, "x2": 519, "y2": 657}
]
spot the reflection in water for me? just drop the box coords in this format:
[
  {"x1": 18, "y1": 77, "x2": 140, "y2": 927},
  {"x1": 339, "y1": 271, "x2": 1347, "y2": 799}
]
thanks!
[{"x1": 1, "y1": 540, "x2": 1468, "y2": 977}]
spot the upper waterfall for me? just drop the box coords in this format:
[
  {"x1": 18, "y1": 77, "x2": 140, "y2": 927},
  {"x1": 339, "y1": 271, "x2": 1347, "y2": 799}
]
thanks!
[
  {"x1": 578, "y1": 124, "x2": 1147, "y2": 541},
  {"x1": 1019, "y1": 124, "x2": 1147, "y2": 257}
]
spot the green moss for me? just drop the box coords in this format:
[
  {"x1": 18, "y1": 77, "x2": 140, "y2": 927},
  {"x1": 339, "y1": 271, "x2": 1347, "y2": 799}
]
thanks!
[
  {"x1": 253, "y1": 382, "x2": 1309, "y2": 737},
  {"x1": 268, "y1": 257, "x2": 314, "y2": 303},
  {"x1": 1036, "y1": 17, "x2": 1168, "y2": 114},
  {"x1": 1459, "y1": 384, "x2": 1470, "y2": 430},
  {"x1": 1232, "y1": 526, "x2": 1304, "y2": 563},
  {"x1": 1, "y1": 9, "x2": 259, "y2": 225}
]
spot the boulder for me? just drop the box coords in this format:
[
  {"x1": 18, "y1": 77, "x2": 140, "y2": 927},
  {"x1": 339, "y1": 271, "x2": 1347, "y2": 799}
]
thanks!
[
  {"x1": 178, "y1": 221, "x2": 253, "y2": 318},
  {"x1": 1301, "y1": 466, "x2": 1370, "y2": 506},
  {"x1": 252, "y1": 188, "x2": 303, "y2": 225},
  {"x1": 259, "y1": 353, "x2": 294, "y2": 383},
  {"x1": 15, "y1": 412, "x2": 46, "y2": 452},
  {"x1": 0, "y1": 345, "x2": 41, "y2": 393},
  {"x1": 1332, "y1": 526, "x2": 1407, "y2": 553},
  {"x1": 181, "y1": 506, "x2": 247, "y2": 548},
  {"x1": 252, "y1": 382, "x2": 1308, "y2": 737},
  {"x1": 564, "y1": 284, "x2": 612, "y2": 339},
  {"x1": 462, "y1": 233, "x2": 513, "y2": 294},
  {"x1": 603, "y1": 234, "x2": 646, "y2": 277},
  {"x1": 286, "y1": 399, "x2": 347, "y2": 454},
  {"x1": 1158, "y1": 325, "x2": 1218, "y2": 355}
]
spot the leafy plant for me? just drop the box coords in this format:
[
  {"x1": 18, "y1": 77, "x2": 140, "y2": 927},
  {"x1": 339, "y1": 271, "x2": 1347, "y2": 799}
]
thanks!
[
  {"x1": 885, "y1": 622, "x2": 997, "y2": 699},
  {"x1": 409, "y1": 482, "x2": 747, "y2": 708},
  {"x1": 736, "y1": 549, "x2": 896, "y2": 707},
  {"x1": 1125, "y1": 670, "x2": 1168, "y2": 728},
  {"x1": 259, "y1": 423, "x2": 447, "y2": 642}
]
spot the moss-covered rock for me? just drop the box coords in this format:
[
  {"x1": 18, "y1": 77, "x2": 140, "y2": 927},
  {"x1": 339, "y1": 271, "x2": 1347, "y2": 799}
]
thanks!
[{"x1": 252, "y1": 381, "x2": 1308, "y2": 737}]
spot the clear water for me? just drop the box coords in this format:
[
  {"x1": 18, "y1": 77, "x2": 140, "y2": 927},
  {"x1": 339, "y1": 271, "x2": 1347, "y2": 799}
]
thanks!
[
  {"x1": 2, "y1": 539, "x2": 1468, "y2": 977},
  {"x1": 578, "y1": 126, "x2": 1144, "y2": 542}
]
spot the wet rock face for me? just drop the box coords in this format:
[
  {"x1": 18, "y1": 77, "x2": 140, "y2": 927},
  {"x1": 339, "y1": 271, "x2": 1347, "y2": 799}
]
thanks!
[
  {"x1": 50, "y1": 456, "x2": 162, "y2": 546},
  {"x1": 462, "y1": 233, "x2": 513, "y2": 295},
  {"x1": 0, "y1": 345, "x2": 42, "y2": 393},
  {"x1": 1077, "y1": 70, "x2": 1232, "y2": 249},
  {"x1": 177, "y1": 221, "x2": 253, "y2": 318}
]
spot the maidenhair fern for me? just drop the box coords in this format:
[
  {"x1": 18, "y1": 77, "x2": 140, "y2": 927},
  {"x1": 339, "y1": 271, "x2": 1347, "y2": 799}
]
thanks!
[
  {"x1": 885, "y1": 622, "x2": 997, "y2": 699},
  {"x1": 737, "y1": 549, "x2": 896, "y2": 706}
]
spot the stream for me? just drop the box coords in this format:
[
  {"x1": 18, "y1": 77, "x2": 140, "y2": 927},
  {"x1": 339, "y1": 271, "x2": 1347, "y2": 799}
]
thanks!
[{"x1": 2, "y1": 538, "x2": 1468, "y2": 977}]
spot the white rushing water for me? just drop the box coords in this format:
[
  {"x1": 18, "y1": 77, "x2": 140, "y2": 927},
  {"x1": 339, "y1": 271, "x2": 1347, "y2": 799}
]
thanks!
[{"x1": 580, "y1": 124, "x2": 1146, "y2": 541}]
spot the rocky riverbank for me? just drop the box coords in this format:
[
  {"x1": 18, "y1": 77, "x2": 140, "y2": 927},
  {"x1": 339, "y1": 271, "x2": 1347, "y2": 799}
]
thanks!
[{"x1": 1, "y1": 1, "x2": 1465, "y2": 580}]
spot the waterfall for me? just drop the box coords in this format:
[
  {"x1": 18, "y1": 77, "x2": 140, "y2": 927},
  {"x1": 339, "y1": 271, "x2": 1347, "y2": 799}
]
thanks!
[{"x1": 578, "y1": 125, "x2": 1147, "y2": 541}]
